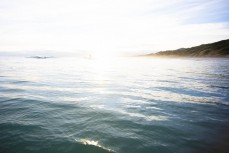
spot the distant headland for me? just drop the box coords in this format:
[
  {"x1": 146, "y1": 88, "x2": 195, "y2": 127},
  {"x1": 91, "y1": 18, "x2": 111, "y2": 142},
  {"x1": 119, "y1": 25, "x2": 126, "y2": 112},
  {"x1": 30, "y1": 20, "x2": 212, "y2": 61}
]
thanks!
[
  {"x1": 27, "y1": 56, "x2": 54, "y2": 59},
  {"x1": 144, "y1": 39, "x2": 229, "y2": 58}
]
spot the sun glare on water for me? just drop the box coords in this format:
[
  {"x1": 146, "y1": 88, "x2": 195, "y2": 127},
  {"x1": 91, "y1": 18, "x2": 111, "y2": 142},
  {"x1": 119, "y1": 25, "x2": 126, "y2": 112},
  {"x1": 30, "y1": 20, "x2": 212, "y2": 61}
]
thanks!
[{"x1": 88, "y1": 50, "x2": 118, "y2": 76}]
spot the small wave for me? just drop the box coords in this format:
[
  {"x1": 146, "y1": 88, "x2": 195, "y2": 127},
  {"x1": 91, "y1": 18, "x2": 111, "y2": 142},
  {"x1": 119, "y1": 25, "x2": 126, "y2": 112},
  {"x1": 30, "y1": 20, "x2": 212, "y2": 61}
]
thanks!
[
  {"x1": 12, "y1": 80, "x2": 29, "y2": 84},
  {"x1": 0, "y1": 97, "x2": 22, "y2": 103},
  {"x1": 75, "y1": 139, "x2": 116, "y2": 152},
  {"x1": 120, "y1": 97, "x2": 152, "y2": 104},
  {"x1": 210, "y1": 85, "x2": 229, "y2": 90},
  {"x1": 118, "y1": 110, "x2": 168, "y2": 121},
  {"x1": 158, "y1": 80, "x2": 178, "y2": 83},
  {"x1": 0, "y1": 88, "x2": 25, "y2": 92},
  {"x1": 145, "y1": 106, "x2": 163, "y2": 110},
  {"x1": 61, "y1": 97, "x2": 91, "y2": 102},
  {"x1": 195, "y1": 100, "x2": 229, "y2": 106}
]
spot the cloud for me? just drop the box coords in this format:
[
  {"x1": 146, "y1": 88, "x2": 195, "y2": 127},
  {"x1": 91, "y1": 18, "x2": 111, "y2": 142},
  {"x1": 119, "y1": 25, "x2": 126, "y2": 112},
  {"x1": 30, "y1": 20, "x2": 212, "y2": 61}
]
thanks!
[{"x1": 0, "y1": 0, "x2": 229, "y2": 54}]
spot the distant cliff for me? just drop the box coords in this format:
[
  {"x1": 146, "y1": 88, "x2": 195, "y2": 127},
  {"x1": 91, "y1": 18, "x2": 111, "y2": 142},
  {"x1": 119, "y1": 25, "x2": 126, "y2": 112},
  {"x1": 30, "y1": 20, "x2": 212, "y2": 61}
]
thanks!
[{"x1": 147, "y1": 39, "x2": 229, "y2": 57}]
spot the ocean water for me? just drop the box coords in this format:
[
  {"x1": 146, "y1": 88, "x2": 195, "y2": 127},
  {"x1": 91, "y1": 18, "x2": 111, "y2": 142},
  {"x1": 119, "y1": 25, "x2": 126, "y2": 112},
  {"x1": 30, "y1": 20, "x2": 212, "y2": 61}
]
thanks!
[{"x1": 0, "y1": 57, "x2": 229, "y2": 153}]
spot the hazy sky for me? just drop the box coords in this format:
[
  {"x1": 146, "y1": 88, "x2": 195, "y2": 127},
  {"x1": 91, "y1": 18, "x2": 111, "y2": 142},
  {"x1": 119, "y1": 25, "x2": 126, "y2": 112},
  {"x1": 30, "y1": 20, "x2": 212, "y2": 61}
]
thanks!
[{"x1": 0, "y1": 0, "x2": 229, "y2": 55}]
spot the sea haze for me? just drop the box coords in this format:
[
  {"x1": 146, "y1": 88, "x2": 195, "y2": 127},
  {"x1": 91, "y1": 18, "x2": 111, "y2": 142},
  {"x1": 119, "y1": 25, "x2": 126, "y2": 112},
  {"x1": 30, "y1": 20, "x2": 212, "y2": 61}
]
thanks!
[{"x1": 0, "y1": 57, "x2": 229, "y2": 153}]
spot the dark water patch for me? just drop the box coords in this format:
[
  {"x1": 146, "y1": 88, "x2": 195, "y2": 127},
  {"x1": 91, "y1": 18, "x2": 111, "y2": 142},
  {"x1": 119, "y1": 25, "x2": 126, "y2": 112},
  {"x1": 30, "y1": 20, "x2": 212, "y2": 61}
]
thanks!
[{"x1": 0, "y1": 122, "x2": 44, "y2": 134}]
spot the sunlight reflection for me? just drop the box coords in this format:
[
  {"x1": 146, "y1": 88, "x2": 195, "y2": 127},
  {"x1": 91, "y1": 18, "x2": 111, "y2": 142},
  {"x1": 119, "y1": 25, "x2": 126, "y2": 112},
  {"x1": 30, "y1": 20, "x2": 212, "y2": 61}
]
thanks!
[{"x1": 88, "y1": 54, "x2": 116, "y2": 86}]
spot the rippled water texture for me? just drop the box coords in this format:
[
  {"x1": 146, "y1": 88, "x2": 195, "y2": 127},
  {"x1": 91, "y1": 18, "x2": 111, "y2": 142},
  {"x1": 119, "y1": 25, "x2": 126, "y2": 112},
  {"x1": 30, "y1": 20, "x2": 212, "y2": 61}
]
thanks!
[{"x1": 0, "y1": 57, "x2": 229, "y2": 153}]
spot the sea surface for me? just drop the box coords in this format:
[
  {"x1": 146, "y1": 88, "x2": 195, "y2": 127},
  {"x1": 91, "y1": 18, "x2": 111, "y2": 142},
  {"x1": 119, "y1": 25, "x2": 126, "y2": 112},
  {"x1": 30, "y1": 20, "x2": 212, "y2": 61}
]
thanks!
[{"x1": 0, "y1": 57, "x2": 229, "y2": 153}]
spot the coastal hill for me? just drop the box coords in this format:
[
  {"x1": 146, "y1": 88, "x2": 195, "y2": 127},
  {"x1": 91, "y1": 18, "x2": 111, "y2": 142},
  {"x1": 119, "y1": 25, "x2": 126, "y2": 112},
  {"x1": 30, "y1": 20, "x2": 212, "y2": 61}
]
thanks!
[{"x1": 146, "y1": 39, "x2": 229, "y2": 57}]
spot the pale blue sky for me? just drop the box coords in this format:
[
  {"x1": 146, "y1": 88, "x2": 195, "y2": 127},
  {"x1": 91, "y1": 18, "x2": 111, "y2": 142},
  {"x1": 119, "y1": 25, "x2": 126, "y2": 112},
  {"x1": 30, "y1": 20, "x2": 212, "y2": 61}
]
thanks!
[{"x1": 0, "y1": 0, "x2": 229, "y2": 55}]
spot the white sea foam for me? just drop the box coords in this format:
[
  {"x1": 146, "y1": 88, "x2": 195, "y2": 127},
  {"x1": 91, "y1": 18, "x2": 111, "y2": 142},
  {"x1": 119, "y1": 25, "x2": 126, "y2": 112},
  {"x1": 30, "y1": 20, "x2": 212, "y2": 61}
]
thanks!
[{"x1": 75, "y1": 139, "x2": 115, "y2": 152}]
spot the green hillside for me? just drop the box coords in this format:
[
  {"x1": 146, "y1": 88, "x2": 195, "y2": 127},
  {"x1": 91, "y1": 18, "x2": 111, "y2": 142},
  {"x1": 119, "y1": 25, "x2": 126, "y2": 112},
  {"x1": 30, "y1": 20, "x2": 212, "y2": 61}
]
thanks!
[{"x1": 147, "y1": 39, "x2": 229, "y2": 57}]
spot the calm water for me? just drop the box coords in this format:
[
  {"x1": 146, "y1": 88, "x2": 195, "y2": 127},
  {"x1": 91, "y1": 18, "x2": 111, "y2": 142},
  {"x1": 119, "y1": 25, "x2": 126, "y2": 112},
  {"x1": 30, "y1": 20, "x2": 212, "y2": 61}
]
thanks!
[{"x1": 0, "y1": 57, "x2": 229, "y2": 153}]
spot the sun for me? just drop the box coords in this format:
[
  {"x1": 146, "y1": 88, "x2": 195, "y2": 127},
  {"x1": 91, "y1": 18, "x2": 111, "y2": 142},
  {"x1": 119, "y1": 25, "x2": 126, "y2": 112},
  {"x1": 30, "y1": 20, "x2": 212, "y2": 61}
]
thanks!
[
  {"x1": 89, "y1": 50, "x2": 117, "y2": 60},
  {"x1": 89, "y1": 50, "x2": 114, "y2": 71}
]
